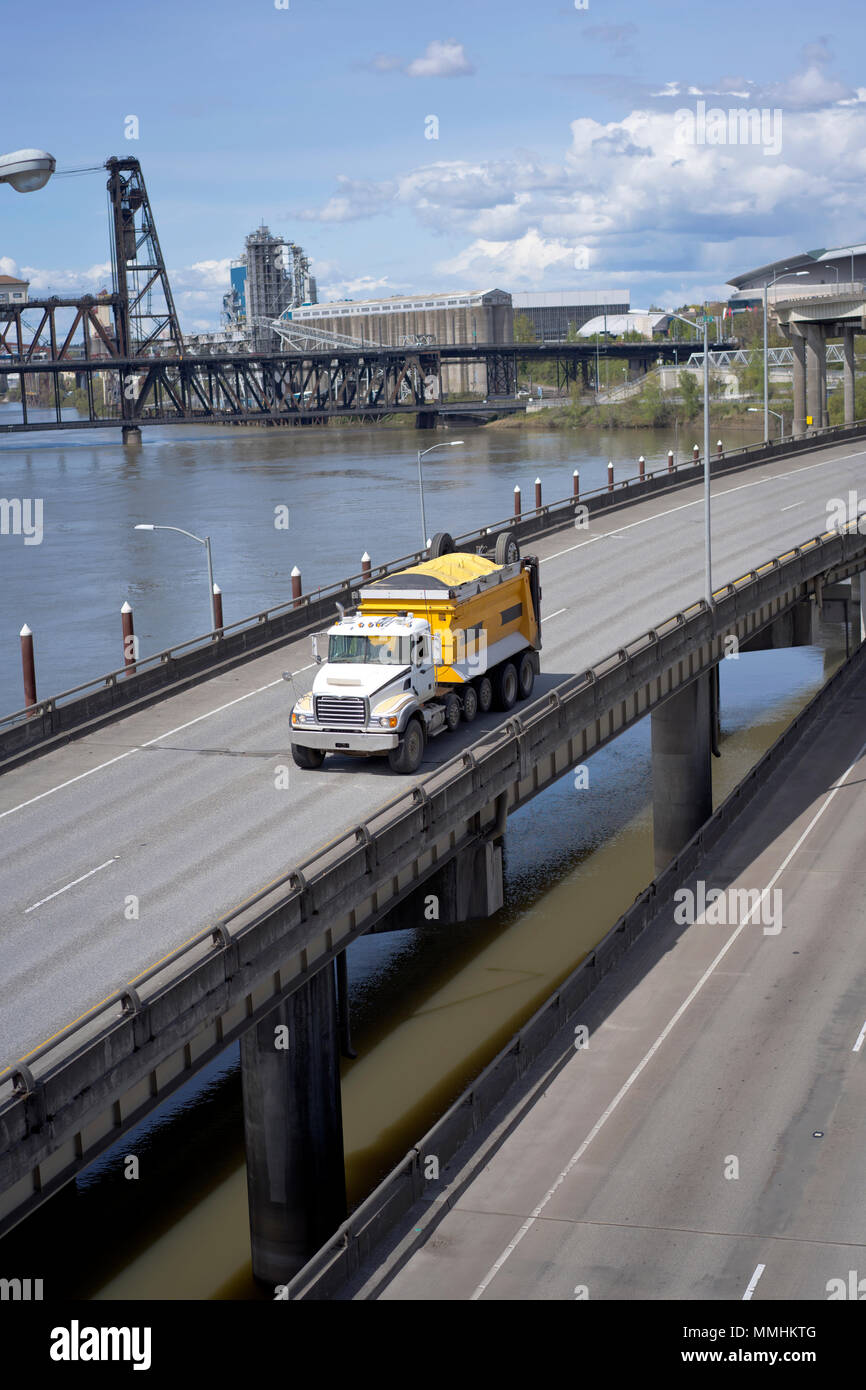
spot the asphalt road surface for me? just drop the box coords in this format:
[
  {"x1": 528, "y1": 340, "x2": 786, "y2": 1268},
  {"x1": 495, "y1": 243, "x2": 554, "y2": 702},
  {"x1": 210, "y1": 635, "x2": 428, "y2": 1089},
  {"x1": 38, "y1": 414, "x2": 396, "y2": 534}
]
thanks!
[{"x1": 1, "y1": 442, "x2": 864, "y2": 1072}]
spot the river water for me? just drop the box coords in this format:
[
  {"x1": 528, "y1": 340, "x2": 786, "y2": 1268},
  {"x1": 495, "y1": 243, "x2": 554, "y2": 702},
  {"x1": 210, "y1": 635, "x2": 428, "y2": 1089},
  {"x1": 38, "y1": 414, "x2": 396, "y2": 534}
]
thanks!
[{"x1": 1, "y1": 412, "x2": 844, "y2": 1300}]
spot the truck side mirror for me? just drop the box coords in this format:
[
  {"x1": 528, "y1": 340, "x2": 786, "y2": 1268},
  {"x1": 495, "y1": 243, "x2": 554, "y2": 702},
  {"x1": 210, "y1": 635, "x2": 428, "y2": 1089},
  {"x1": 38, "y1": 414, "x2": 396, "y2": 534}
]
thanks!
[
  {"x1": 311, "y1": 634, "x2": 322, "y2": 664},
  {"x1": 432, "y1": 634, "x2": 442, "y2": 664}
]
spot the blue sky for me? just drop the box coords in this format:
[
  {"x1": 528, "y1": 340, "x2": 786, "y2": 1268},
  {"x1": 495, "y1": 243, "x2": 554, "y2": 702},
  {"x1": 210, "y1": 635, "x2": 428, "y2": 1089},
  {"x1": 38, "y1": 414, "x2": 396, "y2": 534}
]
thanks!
[{"x1": 2, "y1": 0, "x2": 865, "y2": 326}]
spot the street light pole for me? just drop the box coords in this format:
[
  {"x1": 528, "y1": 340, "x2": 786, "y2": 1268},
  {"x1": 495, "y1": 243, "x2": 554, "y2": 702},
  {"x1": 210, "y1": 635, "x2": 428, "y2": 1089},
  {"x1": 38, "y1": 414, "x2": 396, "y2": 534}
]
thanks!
[
  {"x1": 416, "y1": 441, "x2": 464, "y2": 550},
  {"x1": 134, "y1": 523, "x2": 218, "y2": 631}
]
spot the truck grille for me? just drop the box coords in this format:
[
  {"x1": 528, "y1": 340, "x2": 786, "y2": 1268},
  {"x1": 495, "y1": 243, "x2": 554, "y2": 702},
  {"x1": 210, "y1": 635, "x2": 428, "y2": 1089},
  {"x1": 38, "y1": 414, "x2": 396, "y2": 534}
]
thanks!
[{"x1": 314, "y1": 695, "x2": 367, "y2": 728}]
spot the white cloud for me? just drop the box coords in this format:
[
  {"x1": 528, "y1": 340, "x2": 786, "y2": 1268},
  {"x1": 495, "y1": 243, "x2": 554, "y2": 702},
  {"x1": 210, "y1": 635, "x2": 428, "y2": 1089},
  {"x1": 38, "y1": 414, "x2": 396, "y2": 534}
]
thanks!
[
  {"x1": 368, "y1": 39, "x2": 475, "y2": 79},
  {"x1": 317, "y1": 273, "x2": 395, "y2": 300},
  {"x1": 406, "y1": 40, "x2": 474, "y2": 78},
  {"x1": 18, "y1": 262, "x2": 112, "y2": 293},
  {"x1": 438, "y1": 229, "x2": 583, "y2": 283}
]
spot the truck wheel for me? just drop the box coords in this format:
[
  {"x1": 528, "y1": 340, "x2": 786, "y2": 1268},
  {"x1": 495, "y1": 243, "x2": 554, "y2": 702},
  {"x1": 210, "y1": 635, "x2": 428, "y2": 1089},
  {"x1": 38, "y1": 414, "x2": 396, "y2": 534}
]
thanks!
[
  {"x1": 517, "y1": 652, "x2": 535, "y2": 700},
  {"x1": 494, "y1": 662, "x2": 518, "y2": 710},
  {"x1": 494, "y1": 530, "x2": 520, "y2": 565},
  {"x1": 475, "y1": 675, "x2": 493, "y2": 713},
  {"x1": 292, "y1": 744, "x2": 326, "y2": 770},
  {"x1": 461, "y1": 684, "x2": 478, "y2": 723},
  {"x1": 443, "y1": 692, "x2": 461, "y2": 731},
  {"x1": 388, "y1": 717, "x2": 425, "y2": 773},
  {"x1": 430, "y1": 531, "x2": 453, "y2": 558}
]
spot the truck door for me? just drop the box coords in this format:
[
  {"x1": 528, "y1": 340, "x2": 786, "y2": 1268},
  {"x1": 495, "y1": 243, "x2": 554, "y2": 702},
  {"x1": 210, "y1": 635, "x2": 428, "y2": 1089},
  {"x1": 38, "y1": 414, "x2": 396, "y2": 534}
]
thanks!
[{"x1": 412, "y1": 633, "x2": 436, "y2": 699}]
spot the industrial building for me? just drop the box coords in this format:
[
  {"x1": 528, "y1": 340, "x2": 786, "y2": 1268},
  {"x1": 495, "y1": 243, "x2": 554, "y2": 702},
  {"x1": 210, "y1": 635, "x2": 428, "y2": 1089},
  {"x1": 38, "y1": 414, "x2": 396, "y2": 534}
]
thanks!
[
  {"x1": 0, "y1": 274, "x2": 29, "y2": 305},
  {"x1": 511, "y1": 289, "x2": 630, "y2": 341},
  {"x1": 282, "y1": 288, "x2": 513, "y2": 394},
  {"x1": 219, "y1": 225, "x2": 318, "y2": 351}
]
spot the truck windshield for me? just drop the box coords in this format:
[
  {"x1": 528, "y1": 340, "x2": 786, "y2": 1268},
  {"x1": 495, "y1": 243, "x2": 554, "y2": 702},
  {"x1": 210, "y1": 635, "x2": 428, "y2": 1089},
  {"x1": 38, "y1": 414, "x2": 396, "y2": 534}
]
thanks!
[{"x1": 328, "y1": 634, "x2": 409, "y2": 665}]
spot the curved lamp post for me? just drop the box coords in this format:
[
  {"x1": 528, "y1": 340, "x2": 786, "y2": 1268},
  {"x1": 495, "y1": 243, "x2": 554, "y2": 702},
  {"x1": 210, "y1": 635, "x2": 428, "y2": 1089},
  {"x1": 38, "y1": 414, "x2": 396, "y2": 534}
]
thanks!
[
  {"x1": 134, "y1": 523, "x2": 218, "y2": 632},
  {"x1": 417, "y1": 440, "x2": 464, "y2": 550},
  {"x1": 0, "y1": 149, "x2": 56, "y2": 193}
]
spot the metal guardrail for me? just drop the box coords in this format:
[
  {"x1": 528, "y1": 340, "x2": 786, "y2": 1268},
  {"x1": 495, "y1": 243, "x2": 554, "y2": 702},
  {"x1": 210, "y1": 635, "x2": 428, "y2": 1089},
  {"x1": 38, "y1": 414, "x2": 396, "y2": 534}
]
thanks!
[
  {"x1": 3, "y1": 413, "x2": 865, "y2": 737},
  {"x1": 4, "y1": 514, "x2": 865, "y2": 1095}
]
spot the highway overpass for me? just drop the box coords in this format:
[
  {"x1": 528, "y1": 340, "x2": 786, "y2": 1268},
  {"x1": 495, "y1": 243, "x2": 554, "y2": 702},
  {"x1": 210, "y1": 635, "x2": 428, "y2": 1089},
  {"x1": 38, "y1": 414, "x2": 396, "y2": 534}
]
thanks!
[
  {"x1": 321, "y1": 646, "x2": 866, "y2": 1300},
  {"x1": 1, "y1": 427, "x2": 865, "y2": 1281}
]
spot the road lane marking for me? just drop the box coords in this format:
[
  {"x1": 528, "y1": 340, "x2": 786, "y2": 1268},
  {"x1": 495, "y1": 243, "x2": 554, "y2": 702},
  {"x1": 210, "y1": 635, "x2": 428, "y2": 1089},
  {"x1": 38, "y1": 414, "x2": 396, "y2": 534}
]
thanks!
[
  {"x1": 24, "y1": 857, "x2": 119, "y2": 913},
  {"x1": 0, "y1": 677, "x2": 290, "y2": 821},
  {"x1": 853, "y1": 1020, "x2": 866, "y2": 1053},
  {"x1": 544, "y1": 448, "x2": 866, "y2": 563},
  {"x1": 742, "y1": 1264, "x2": 766, "y2": 1301},
  {"x1": 781, "y1": 502, "x2": 805, "y2": 511},
  {"x1": 470, "y1": 733, "x2": 866, "y2": 1300},
  {"x1": 546, "y1": 608, "x2": 567, "y2": 620}
]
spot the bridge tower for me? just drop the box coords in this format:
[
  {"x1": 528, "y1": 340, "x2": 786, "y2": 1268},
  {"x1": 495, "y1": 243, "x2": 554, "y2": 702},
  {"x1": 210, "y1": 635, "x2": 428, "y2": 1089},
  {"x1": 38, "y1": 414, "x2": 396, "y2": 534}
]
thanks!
[{"x1": 105, "y1": 156, "x2": 184, "y2": 444}]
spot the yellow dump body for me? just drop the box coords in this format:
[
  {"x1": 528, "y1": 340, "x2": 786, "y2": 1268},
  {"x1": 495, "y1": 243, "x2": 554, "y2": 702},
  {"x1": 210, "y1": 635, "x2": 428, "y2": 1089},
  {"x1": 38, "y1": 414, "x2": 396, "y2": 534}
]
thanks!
[{"x1": 358, "y1": 553, "x2": 539, "y2": 685}]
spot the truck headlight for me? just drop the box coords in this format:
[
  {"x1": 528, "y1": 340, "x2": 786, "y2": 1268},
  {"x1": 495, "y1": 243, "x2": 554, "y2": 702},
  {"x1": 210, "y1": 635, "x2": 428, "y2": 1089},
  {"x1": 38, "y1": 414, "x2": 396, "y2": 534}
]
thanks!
[
  {"x1": 373, "y1": 716, "x2": 399, "y2": 728},
  {"x1": 292, "y1": 712, "x2": 311, "y2": 725}
]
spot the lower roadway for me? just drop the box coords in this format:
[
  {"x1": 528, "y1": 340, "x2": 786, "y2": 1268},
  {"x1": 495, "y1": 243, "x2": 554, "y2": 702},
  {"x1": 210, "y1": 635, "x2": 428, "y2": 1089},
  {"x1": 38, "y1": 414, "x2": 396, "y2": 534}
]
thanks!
[
  {"x1": 1, "y1": 441, "x2": 864, "y2": 1072},
  {"x1": 344, "y1": 667, "x2": 866, "y2": 1300}
]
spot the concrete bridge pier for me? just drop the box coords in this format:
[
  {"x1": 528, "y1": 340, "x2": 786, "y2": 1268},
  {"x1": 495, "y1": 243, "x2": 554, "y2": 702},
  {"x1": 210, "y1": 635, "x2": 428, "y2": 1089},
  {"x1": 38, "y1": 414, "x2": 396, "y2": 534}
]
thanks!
[
  {"x1": 121, "y1": 424, "x2": 142, "y2": 448},
  {"x1": 790, "y1": 328, "x2": 807, "y2": 437},
  {"x1": 651, "y1": 671, "x2": 714, "y2": 874},
  {"x1": 843, "y1": 328, "x2": 856, "y2": 425},
  {"x1": 240, "y1": 966, "x2": 346, "y2": 1288},
  {"x1": 804, "y1": 324, "x2": 825, "y2": 432}
]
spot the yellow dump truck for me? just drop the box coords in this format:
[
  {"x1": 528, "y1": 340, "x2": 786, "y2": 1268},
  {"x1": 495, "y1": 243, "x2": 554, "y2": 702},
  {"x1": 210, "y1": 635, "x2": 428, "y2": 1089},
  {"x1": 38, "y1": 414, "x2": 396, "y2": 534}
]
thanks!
[{"x1": 288, "y1": 530, "x2": 541, "y2": 772}]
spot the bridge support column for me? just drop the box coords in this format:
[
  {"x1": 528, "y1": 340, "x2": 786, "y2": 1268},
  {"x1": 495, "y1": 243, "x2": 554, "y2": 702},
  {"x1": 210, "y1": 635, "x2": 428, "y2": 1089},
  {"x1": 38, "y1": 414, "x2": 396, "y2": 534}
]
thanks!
[
  {"x1": 861, "y1": 570, "x2": 866, "y2": 646},
  {"x1": 121, "y1": 424, "x2": 142, "y2": 448},
  {"x1": 240, "y1": 967, "x2": 346, "y2": 1288},
  {"x1": 366, "y1": 838, "x2": 504, "y2": 933},
  {"x1": 790, "y1": 328, "x2": 807, "y2": 437},
  {"x1": 843, "y1": 328, "x2": 856, "y2": 425},
  {"x1": 804, "y1": 324, "x2": 823, "y2": 433},
  {"x1": 651, "y1": 672, "x2": 714, "y2": 875}
]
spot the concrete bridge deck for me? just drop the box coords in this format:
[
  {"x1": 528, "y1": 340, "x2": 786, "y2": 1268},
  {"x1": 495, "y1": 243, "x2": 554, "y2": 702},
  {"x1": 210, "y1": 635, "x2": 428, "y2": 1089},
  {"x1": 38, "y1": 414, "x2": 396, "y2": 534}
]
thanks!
[
  {"x1": 340, "y1": 656, "x2": 866, "y2": 1301},
  {"x1": 1, "y1": 439, "x2": 864, "y2": 1075}
]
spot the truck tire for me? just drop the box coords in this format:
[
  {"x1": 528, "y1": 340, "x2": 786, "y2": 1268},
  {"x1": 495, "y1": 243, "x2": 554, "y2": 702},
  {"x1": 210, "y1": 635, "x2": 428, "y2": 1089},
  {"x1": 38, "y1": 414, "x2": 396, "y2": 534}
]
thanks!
[
  {"x1": 475, "y1": 674, "x2": 493, "y2": 713},
  {"x1": 443, "y1": 692, "x2": 461, "y2": 731},
  {"x1": 494, "y1": 661, "x2": 518, "y2": 711},
  {"x1": 388, "y1": 717, "x2": 425, "y2": 773},
  {"x1": 494, "y1": 530, "x2": 520, "y2": 565},
  {"x1": 517, "y1": 652, "x2": 535, "y2": 700},
  {"x1": 292, "y1": 744, "x2": 326, "y2": 770},
  {"x1": 461, "y1": 683, "x2": 478, "y2": 723},
  {"x1": 430, "y1": 531, "x2": 453, "y2": 558}
]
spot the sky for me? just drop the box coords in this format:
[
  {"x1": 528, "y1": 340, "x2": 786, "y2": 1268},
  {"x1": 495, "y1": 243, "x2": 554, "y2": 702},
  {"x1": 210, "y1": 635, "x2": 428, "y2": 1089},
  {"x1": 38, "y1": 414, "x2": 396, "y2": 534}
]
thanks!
[{"x1": 2, "y1": 0, "x2": 865, "y2": 329}]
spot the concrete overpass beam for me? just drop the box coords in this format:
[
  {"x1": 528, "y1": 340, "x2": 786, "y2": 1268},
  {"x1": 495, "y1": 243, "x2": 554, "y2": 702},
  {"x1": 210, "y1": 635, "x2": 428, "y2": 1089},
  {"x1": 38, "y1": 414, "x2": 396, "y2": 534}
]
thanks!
[
  {"x1": 367, "y1": 838, "x2": 504, "y2": 932},
  {"x1": 843, "y1": 327, "x2": 856, "y2": 425},
  {"x1": 651, "y1": 671, "x2": 713, "y2": 875},
  {"x1": 240, "y1": 967, "x2": 346, "y2": 1288},
  {"x1": 739, "y1": 599, "x2": 817, "y2": 650},
  {"x1": 790, "y1": 327, "x2": 807, "y2": 437}
]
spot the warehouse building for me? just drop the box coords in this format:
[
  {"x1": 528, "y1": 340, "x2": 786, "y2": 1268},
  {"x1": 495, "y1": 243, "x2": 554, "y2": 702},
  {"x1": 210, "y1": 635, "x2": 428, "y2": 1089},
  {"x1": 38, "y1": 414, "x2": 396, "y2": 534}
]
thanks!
[
  {"x1": 284, "y1": 288, "x2": 513, "y2": 395},
  {"x1": 511, "y1": 289, "x2": 630, "y2": 341}
]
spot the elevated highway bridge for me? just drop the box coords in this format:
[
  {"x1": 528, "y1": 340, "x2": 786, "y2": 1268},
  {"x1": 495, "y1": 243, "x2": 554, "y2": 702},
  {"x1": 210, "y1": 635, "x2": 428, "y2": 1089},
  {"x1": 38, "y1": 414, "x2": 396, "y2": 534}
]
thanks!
[{"x1": 1, "y1": 427, "x2": 865, "y2": 1284}]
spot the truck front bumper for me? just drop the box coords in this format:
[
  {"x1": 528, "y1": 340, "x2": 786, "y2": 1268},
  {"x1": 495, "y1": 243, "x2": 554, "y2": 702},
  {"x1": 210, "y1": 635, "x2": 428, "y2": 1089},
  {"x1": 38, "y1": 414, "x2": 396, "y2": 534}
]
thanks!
[{"x1": 291, "y1": 728, "x2": 401, "y2": 752}]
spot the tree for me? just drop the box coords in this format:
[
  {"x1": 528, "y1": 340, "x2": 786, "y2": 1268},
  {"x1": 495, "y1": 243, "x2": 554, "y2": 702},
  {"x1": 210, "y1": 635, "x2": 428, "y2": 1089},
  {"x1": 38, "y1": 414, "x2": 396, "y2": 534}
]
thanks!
[
  {"x1": 513, "y1": 313, "x2": 537, "y2": 344},
  {"x1": 679, "y1": 369, "x2": 701, "y2": 418}
]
